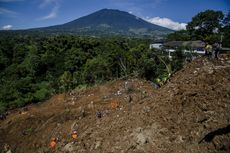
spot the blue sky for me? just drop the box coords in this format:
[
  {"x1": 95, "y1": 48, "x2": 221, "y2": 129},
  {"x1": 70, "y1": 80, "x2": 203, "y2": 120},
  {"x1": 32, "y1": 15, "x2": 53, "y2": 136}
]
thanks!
[{"x1": 0, "y1": 0, "x2": 229, "y2": 30}]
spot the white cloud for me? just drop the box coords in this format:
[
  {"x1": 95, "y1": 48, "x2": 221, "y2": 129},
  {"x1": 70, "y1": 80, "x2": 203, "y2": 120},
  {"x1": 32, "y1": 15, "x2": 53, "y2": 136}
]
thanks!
[
  {"x1": 0, "y1": 0, "x2": 23, "y2": 2},
  {"x1": 2, "y1": 25, "x2": 13, "y2": 30},
  {"x1": 39, "y1": 0, "x2": 59, "y2": 8},
  {"x1": 40, "y1": 5, "x2": 59, "y2": 20},
  {"x1": 145, "y1": 17, "x2": 187, "y2": 31},
  {"x1": 0, "y1": 7, "x2": 17, "y2": 15},
  {"x1": 38, "y1": 0, "x2": 60, "y2": 20}
]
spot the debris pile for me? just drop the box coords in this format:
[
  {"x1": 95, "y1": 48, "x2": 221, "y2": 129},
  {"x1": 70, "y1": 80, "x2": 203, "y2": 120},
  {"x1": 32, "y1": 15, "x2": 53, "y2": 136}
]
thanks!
[{"x1": 0, "y1": 55, "x2": 230, "y2": 153}]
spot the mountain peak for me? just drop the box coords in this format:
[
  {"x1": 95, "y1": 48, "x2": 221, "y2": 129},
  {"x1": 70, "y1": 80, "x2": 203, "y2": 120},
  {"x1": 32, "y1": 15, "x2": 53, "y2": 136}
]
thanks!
[
  {"x1": 98, "y1": 8, "x2": 120, "y2": 11},
  {"x1": 41, "y1": 9, "x2": 174, "y2": 37},
  {"x1": 97, "y1": 8, "x2": 127, "y2": 13}
]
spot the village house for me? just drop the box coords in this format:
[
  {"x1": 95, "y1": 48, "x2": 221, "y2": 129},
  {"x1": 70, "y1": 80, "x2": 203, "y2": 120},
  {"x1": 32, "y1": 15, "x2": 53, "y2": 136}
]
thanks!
[{"x1": 150, "y1": 40, "x2": 206, "y2": 58}]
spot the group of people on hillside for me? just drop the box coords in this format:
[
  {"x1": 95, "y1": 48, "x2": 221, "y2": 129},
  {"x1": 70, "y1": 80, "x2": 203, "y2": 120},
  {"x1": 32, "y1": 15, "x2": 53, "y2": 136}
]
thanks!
[
  {"x1": 205, "y1": 42, "x2": 221, "y2": 59},
  {"x1": 48, "y1": 130, "x2": 78, "y2": 150}
]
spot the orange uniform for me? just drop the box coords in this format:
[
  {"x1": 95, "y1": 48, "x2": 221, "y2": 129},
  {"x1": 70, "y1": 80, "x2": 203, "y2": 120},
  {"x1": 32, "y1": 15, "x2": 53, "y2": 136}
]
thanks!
[
  {"x1": 71, "y1": 131, "x2": 78, "y2": 140},
  {"x1": 110, "y1": 101, "x2": 119, "y2": 109},
  {"x1": 49, "y1": 138, "x2": 57, "y2": 149}
]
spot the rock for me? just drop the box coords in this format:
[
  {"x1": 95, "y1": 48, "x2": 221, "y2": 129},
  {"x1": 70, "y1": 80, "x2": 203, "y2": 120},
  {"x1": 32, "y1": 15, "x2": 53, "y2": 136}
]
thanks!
[
  {"x1": 128, "y1": 95, "x2": 133, "y2": 103},
  {"x1": 63, "y1": 142, "x2": 77, "y2": 152},
  {"x1": 151, "y1": 82, "x2": 160, "y2": 89},
  {"x1": 208, "y1": 69, "x2": 214, "y2": 74},
  {"x1": 81, "y1": 109, "x2": 86, "y2": 118},
  {"x1": 117, "y1": 90, "x2": 122, "y2": 95},
  {"x1": 136, "y1": 127, "x2": 143, "y2": 133},
  {"x1": 3, "y1": 144, "x2": 11, "y2": 153},
  {"x1": 22, "y1": 107, "x2": 29, "y2": 111},
  {"x1": 175, "y1": 135, "x2": 184, "y2": 143},
  {"x1": 87, "y1": 102, "x2": 94, "y2": 109},
  {"x1": 142, "y1": 106, "x2": 151, "y2": 113},
  {"x1": 95, "y1": 141, "x2": 101, "y2": 149},
  {"x1": 136, "y1": 133, "x2": 148, "y2": 145},
  {"x1": 71, "y1": 121, "x2": 78, "y2": 131},
  {"x1": 212, "y1": 137, "x2": 222, "y2": 150}
]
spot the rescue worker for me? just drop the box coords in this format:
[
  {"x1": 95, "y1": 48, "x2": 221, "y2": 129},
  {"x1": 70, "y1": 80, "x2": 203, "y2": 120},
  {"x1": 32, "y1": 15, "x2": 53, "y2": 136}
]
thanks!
[
  {"x1": 205, "y1": 43, "x2": 212, "y2": 58},
  {"x1": 49, "y1": 137, "x2": 57, "y2": 149},
  {"x1": 71, "y1": 130, "x2": 78, "y2": 140},
  {"x1": 0, "y1": 113, "x2": 6, "y2": 120},
  {"x1": 96, "y1": 111, "x2": 102, "y2": 118},
  {"x1": 212, "y1": 42, "x2": 221, "y2": 59},
  {"x1": 155, "y1": 78, "x2": 163, "y2": 87}
]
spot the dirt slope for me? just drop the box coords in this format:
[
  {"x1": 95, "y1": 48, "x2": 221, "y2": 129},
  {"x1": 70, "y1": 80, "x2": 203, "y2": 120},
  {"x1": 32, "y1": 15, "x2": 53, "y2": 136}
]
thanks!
[{"x1": 1, "y1": 55, "x2": 230, "y2": 153}]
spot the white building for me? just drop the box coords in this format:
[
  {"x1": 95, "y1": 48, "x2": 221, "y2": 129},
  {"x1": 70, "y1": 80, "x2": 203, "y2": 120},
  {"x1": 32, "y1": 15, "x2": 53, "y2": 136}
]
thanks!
[
  {"x1": 149, "y1": 43, "x2": 163, "y2": 50},
  {"x1": 150, "y1": 40, "x2": 206, "y2": 59}
]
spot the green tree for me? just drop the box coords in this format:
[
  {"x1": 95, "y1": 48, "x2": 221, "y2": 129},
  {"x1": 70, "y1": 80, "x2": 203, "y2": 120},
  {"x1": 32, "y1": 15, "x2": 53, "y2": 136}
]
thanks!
[
  {"x1": 82, "y1": 56, "x2": 110, "y2": 84},
  {"x1": 0, "y1": 49, "x2": 9, "y2": 71},
  {"x1": 223, "y1": 10, "x2": 230, "y2": 26},
  {"x1": 186, "y1": 10, "x2": 224, "y2": 41},
  {"x1": 166, "y1": 30, "x2": 190, "y2": 41},
  {"x1": 33, "y1": 82, "x2": 51, "y2": 102},
  {"x1": 222, "y1": 11, "x2": 230, "y2": 47},
  {"x1": 59, "y1": 71, "x2": 72, "y2": 92}
]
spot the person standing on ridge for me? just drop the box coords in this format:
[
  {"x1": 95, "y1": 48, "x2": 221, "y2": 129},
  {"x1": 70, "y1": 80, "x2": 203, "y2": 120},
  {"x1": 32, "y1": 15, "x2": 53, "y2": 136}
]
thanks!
[
  {"x1": 212, "y1": 42, "x2": 221, "y2": 59},
  {"x1": 49, "y1": 137, "x2": 58, "y2": 150},
  {"x1": 71, "y1": 130, "x2": 78, "y2": 140},
  {"x1": 205, "y1": 43, "x2": 212, "y2": 58}
]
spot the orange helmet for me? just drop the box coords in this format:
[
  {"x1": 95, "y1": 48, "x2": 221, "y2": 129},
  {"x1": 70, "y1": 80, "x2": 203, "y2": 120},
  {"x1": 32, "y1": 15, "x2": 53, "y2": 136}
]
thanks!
[
  {"x1": 71, "y1": 132, "x2": 78, "y2": 139},
  {"x1": 73, "y1": 130, "x2": 77, "y2": 134}
]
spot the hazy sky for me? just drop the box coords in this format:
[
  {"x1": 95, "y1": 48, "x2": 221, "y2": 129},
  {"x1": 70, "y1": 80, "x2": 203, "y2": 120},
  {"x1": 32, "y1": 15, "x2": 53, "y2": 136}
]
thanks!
[{"x1": 0, "y1": 0, "x2": 229, "y2": 30}]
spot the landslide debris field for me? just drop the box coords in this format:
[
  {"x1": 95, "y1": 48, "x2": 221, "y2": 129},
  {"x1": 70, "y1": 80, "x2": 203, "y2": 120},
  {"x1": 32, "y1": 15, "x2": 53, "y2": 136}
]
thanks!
[{"x1": 1, "y1": 55, "x2": 230, "y2": 153}]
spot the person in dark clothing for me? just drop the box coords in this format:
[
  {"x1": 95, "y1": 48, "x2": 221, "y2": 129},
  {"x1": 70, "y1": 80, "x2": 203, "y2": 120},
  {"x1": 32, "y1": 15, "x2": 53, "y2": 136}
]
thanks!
[
  {"x1": 0, "y1": 113, "x2": 6, "y2": 120},
  {"x1": 212, "y1": 43, "x2": 221, "y2": 59},
  {"x1": 96, "y1": 111, "x2": 102, "y2": 118}
]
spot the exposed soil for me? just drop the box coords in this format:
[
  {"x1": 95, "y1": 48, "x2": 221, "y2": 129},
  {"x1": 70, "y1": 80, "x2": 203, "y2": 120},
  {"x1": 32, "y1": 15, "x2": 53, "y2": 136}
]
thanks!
[{"x1": 1, "y1": 55, "x2": 230, "y2": 153}]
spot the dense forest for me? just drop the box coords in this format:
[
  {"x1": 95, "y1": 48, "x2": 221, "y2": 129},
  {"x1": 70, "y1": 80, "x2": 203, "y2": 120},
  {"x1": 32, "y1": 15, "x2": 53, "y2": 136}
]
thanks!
[{"x1": 0, "y1": 35, "x2": 184, "y2": 113}]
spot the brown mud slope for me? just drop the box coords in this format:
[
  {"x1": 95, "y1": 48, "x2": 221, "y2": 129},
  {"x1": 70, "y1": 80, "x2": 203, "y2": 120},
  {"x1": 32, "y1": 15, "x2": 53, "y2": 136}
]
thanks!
[{"x1": 1, "y1": 55, "x2": 230, "y2": 153}]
